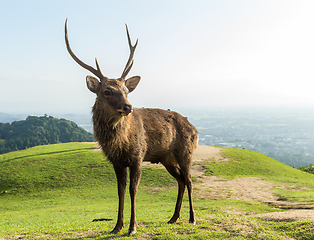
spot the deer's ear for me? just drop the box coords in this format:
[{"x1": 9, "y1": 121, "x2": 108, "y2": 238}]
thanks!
[
  {"x1": 86, "y1": 75, "x2": 100, "y2": 93},
  {"x1": 125, "y1": 76, "x2": 141, "y2": 93}
]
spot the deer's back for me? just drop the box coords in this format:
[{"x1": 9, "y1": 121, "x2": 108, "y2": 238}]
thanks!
[{"x1": 132, "y1": 108, "x2": 198, "y2": 163}]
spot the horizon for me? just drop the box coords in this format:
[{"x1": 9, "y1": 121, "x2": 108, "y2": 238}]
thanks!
[
  {"x1": 1, "y1": 106, "x2": 314, "y2": 124},
  {"x1": 1, "y1": 1, "x2": 314, "y2": 114}
]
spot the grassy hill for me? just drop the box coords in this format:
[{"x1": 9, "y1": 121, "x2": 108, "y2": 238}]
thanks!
[
  {"x1": 0, "y1": 143, "x2": 176, "y2": 195},
  {"x1": 1, "y1": 143, "x2": 314, "y2": 239}
]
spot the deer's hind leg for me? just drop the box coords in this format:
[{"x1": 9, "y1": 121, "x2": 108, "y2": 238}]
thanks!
[
  {"x1": 161, "y1": 154, "x2": 186, "y2": 224},
  {"x1": 176, "y1": 154, "x2": 196, "y2": 225}
]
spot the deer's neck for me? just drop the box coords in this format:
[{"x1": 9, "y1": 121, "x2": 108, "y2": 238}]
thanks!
[{"x1": 92, "y1": 104, "x2": 133, "y2": 159}]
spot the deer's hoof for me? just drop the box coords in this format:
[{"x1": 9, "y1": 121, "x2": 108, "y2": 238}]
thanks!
[
  {"x1": 110, "y1": 229, "x2": 120, "y2": 234},
  {"x1": 127, "y1": 229, "x2": 137, "y2": 235},
  {"x1": 189, "y1": 220, "x2": 196, "y2": 225},
  {"x1": 167, "y1": 215, "x2": 179, "y2": 224}
]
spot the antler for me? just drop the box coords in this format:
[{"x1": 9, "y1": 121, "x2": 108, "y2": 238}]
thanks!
[
  {"x1": 65, "y1": 19, "x2": 106, "y2": 80},
  {"x1": 121, "y1": 24, "x2": 138, "y2": 79}
]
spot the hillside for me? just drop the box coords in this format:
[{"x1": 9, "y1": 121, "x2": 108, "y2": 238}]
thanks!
[
  {"x1": 0, "y1": 115, "x2": 93, "y2": 154},
  {"x1": 1, "y1": 143, "x2": 314, "y2": 239},
  {"x1": 0, "y1": 143, "x2": 176, "y2": 195}
]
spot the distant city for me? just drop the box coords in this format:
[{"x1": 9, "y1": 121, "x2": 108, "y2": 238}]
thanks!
[
  {"x1": 186, "y1": 108, "x2": 314, "y2": 168},
  {"x1": 1, "y1": 107, "x2": 314, "y2": 168}
]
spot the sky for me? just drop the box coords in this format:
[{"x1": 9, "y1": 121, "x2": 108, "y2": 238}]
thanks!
[{"x1": 1, "y1": 0, "x2": 314, "y2": 115}]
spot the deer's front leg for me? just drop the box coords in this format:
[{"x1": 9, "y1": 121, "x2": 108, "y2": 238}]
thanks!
[
  {"x1": 111, "y1": 166, "x2": 128, "y2": 234},
  {"x1": 128, "y1": 163, "x2": 142, "y2": 235}
]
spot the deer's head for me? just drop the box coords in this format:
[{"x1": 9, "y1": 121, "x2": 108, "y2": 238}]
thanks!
[{"x1": 65, "y1": 19, "x2": 140, "y2": 119}]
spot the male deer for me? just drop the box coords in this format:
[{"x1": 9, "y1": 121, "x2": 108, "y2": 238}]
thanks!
[{"x1": 65, "y1": 19, "x2": 198, "y2": 235}]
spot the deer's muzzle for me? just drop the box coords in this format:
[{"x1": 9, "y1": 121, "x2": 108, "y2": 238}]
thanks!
[{"x1": 118, "y1": 103, "x2": 133, "y2": 116}]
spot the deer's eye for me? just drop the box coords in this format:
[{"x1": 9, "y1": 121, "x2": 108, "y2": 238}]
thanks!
[{"x1": 104, "y1": 90, "x2": 111, "y2": 96}]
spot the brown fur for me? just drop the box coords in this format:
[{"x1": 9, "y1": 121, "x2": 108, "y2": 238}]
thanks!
[
  {"x1": 65, "y1": 21, "x2": 198, "y2": 235},
  {"x1": 93, "y1": 103, "x2": 198, "y2": 234},
  {"x1": 93, "y1": 106, "x2": 198, "y2": 167}
]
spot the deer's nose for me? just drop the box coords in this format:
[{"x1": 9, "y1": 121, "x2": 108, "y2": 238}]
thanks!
[{"x1": 123, "y1": 104, "x2": 132, "y2": 114}]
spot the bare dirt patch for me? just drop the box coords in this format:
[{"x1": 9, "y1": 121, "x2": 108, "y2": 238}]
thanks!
[
  {"x1": 194, "y1": 176, "x2": 277, "y2": 202},
  {"x1": 192, "y1": 145, "x2": 228, "y2": 162},
  {"x1": 254, "y1": 209, "x2": 314, "y2": 222}
]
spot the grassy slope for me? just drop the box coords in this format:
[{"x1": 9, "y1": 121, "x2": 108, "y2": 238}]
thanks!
[
  {"x1": 203, "y1": 147, "x2": 314, "y2": 202},
  {"x1": 207, "y1": 147, "x2": 314, "y2": 186},
  {"x1": 0, "y1": 143, "x2": 176, "y2": 194},
  {"x1": 1, "y1": 143, "x2": 314, "y2": 239}
]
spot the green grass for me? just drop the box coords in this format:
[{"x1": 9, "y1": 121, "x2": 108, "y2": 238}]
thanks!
[
  {"x1": 1, "y1": 143, "x2": 314, "y2": 239},
  {"x1": 0, "y1": 143, "x2": 115, "y2": 194},
  {"x1": 0, "y1": 143, "x2": 176, "y2": 195}
]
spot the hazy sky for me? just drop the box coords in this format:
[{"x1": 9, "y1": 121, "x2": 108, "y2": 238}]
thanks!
[{"x1": 1, "y1": 0, "x2": 314, "y2": 115}]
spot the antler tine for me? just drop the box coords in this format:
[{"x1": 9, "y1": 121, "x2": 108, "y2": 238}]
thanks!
[
  {"x1": 65, "y1": 19, "x2": 105, "y2": 80},
  {"x1": 126, "y1": 24, "x2": 139, "y2": 49},
  {"x1": 95, "y1": 58, "x2": 104, "y2": 77},
  {"x1": 121, "y1": 24, "x2": 138, "y2": 79}
]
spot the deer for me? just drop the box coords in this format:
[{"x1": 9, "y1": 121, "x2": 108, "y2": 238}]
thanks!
[{"x1": 64, "y1": 19, "x2": 198, "y2": 235}]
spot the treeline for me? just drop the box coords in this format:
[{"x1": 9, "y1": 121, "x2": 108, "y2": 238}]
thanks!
[
  {"x1": 298, "y1": 164, "x2": 314, "y2": 174},
  {"x1": 0, "y1": 115, "x2": 94, "y2": 154}
]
